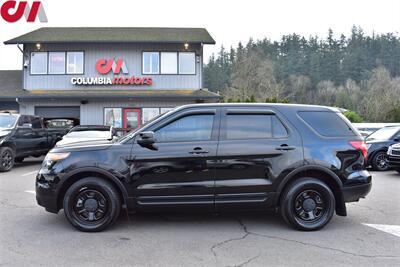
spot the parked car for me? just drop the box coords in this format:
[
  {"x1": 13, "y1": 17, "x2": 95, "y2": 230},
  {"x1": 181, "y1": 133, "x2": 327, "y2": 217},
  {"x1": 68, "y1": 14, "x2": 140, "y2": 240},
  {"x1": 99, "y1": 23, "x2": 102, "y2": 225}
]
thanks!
[
  {"x1": 353, "y1": 123, "x2": 400, "y2": 138},
  {"x1": 366, "y1": 126, "x2": 400, "y2": 171},
  {"x1": 0, "y1": 113, "x2": 68, "y2": 171},
  {"x1": 387, "y1": 143, "x2": 400, "y2": 173},
  {"x1": 55, "y1": 125, "x2": 117, "y2": 147},
  {"x1": 36, "y1": 104, "x2": 371, "y2": 232}
]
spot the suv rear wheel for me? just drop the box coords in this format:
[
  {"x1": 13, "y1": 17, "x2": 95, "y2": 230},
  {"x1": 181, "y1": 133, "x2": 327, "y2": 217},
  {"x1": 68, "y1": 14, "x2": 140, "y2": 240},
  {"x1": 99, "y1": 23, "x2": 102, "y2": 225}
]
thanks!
[
  {"x1": 63, "y1": 177, "x2": 121, "y2": 232},
  {"x1": 280, "y1": 178, "x2": 335, "y2": 231},
  {"x1": 0, "y1": 147, "x2": 15, "y2": 172}
]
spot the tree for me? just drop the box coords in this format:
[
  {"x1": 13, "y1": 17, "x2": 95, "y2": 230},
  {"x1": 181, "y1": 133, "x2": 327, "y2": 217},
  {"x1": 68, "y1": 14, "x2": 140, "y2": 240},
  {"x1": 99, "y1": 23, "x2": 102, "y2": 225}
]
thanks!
[
  {"x1": 228, "y1": 50, "x2": 282, "y2": 102},
  {"x1": 344, "y1": 111, "x2": 363, "y2": 123},
  {"x1": 204, "y1": 27, "x2": 400, "y2": 122}
]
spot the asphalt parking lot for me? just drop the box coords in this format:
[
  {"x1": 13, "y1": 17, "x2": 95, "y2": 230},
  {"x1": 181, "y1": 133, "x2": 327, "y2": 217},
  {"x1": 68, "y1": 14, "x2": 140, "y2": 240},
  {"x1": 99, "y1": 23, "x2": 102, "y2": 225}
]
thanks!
[{"x1": 0, "y1": 158, "x2": 399, "y2": 267}]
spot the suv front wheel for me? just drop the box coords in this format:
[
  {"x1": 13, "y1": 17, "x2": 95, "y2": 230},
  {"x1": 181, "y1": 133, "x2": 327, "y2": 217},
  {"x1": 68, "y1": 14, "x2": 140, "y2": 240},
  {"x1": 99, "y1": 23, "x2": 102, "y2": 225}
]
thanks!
[
  {"x1": 63, "y1": 177, "x2": 121, "y2": 232},
  {"x1": 0, "y1": 147, "x2": 15, "y2": 172},
  {"x1": 280, "y1": 178, "x2": 335, "y2": 231}
]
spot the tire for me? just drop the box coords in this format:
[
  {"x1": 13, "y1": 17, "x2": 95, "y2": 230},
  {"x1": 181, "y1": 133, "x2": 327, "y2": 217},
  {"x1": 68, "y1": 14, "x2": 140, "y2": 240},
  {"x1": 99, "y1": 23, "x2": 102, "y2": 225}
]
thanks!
[
  {"x1": 0, "y1": 147, "x2": 15, "y2": 172},
  {"x1": 14, "y1": 157, "x2": 24, "y2": 163},
  {"x1": 371, "y1": 151, "x2": 390, "y2": 171},
  {"x1": 63, "y1": 177, "x2": 121, "y2": 232},
  {"x1": 280, "y1": 178, "x2": 335, "y2": 231}
]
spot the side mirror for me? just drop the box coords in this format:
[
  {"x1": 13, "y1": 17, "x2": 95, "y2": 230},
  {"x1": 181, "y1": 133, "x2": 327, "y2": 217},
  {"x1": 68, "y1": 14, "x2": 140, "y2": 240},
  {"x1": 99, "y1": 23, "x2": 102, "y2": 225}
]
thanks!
[
  {"x1": 137, "y1": 131, "x2": 158, "y2": 150},
  {"x1": 18, "y1": 123, "x2": 32, "y2": 129}
]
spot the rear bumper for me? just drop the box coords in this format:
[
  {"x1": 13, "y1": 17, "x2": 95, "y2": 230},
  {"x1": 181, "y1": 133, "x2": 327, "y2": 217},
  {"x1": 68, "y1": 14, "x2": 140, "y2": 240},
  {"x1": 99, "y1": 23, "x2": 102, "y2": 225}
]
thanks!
[
  {"x1": 342, "y1": 182, "x2": 372, "y2": 202},
  {"x1": 342, "y1": 170, "x2": 372, "y2": 202}
]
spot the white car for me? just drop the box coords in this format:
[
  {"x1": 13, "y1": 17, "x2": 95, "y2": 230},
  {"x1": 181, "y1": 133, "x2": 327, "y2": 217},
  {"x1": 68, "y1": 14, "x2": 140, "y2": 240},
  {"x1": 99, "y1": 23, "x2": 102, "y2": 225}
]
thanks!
[
  {"x1": 56, "y1": 125, "x2": 116, "y2": 147},
  {"x1": 387, "y1": 143, "x2": 400, "y2": 174}
]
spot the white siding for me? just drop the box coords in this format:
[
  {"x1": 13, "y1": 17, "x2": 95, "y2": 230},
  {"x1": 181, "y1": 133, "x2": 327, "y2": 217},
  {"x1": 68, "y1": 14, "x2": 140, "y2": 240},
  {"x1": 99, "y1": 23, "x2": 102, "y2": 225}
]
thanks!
[{"x1": 24, "y1": 43, "x2": 203, "y2": 90}]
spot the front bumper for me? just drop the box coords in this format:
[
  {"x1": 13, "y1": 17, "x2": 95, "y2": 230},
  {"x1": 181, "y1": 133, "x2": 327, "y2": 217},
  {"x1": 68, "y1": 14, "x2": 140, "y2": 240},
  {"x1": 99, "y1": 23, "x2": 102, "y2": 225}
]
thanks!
[
  {"x1": 36, "y1": 170, "x2": 63, "y2": 214},
  {"x1": 387, "y1": 155, "x2": 400, "y2": 168}
]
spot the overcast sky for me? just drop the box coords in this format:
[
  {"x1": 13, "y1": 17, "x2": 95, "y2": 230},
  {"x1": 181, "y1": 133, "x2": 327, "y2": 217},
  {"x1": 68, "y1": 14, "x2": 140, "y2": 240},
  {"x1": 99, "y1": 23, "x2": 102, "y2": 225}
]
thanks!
[{"x1": 0, "y1": 0, "x2": 399, "y2": 70}]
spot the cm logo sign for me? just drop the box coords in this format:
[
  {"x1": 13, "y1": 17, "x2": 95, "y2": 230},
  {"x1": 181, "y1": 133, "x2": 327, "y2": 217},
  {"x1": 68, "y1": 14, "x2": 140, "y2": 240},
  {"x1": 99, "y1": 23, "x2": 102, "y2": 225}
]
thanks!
[
  {"x1": 96, "y1": 59, "x2": 129, "y2": 75},
  {"x1": 0, "y1": 0, "x2": 47, "y2": 23}
]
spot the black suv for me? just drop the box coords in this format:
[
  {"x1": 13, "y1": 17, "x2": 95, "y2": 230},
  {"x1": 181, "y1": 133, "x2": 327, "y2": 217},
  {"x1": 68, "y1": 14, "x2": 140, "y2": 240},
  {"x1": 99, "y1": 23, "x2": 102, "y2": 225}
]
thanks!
[{"x1": 36, "y1": 104, "x2": 371, "y2": 232}]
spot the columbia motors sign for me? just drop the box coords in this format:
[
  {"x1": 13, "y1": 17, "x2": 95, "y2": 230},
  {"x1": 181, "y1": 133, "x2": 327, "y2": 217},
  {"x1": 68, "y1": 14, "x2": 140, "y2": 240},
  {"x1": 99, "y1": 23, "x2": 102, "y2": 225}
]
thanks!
[
  {"x1": 0, "y1": 1, "x2": 47, "y2": 23},
  {"x1": 71, "y1": 59, "x2": 153, "y2": 86}
]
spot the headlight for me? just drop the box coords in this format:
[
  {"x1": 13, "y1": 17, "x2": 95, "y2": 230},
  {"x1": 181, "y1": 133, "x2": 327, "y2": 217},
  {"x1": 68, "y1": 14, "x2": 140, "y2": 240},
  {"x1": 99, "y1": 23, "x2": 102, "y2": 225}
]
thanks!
[
  {"x1": 44, "y1": 152, "x2": 70, "y2": 161},
  {"x1": 366, "y1": 144, "x2": 372, "y2": 150}
]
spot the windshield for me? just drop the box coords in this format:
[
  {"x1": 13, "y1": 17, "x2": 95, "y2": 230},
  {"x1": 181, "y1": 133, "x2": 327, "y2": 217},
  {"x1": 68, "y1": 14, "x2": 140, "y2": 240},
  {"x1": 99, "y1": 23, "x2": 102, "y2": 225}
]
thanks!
[
  {"x1": 0, "y1": 115, "x2": 18, "y2": 129},
  {"x1": 66, "y1": 130, "x2": 111, "y2": 139},
  {"x1": 367, "y1": 127, "x2": 400, "y2": 141}
]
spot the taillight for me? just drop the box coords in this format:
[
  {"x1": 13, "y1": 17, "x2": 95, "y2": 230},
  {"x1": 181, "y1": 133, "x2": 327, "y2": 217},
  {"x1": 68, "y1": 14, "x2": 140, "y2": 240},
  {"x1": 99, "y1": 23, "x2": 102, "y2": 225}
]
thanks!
[{"x1": 349, "y1": 140, "x2": 368, "y2": 161}]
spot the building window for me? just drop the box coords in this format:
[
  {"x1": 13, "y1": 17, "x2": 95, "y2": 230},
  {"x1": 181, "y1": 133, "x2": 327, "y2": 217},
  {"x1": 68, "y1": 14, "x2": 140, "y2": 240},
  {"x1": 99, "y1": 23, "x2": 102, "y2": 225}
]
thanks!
[
  {"x1": 48, "y1": 52, "x2": 66, "y2": 74},
  {"x1": 142, "y1": 108, "x2": 161, "y2": 124},
  {"x1": 160, "y1": 107, "x2": 174, "y2": 114},
  {"x1": 160, "y1": 52, "x2": 178, "y2": 74},
  {"x1": 67, "y1": 52, "x2": 84, "y2": 74},
  {"x1": 30, "y1": 52, "x2": 48, "y2": 74},
  {"x1": 104, "y1": 108, "x2": 122, "y2": 128},
  {"x1": 143, "y1": 52, "x2": 159, "y2": 74},
  {"x1": 179, "y1": 52, "x2": 195, "y2": 74}
]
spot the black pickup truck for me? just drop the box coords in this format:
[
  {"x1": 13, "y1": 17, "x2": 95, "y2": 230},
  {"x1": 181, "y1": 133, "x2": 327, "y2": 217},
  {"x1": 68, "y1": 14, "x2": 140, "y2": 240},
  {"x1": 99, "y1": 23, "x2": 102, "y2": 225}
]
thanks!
[{"x1": 0, "y1": 113, "x2": 69, "y2": 172}]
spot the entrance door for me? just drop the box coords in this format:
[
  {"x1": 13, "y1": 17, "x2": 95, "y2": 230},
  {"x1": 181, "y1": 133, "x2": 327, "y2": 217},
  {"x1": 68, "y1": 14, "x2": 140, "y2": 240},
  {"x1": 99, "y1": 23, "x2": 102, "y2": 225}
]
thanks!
[{"x1": 124, "y1": 109, "x2": 141, "y2": 129}]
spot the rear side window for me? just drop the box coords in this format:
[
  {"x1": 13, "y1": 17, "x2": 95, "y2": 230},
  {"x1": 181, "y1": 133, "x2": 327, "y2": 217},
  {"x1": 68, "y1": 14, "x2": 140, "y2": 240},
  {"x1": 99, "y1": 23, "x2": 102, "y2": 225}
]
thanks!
[
  {"x1": 225, "y1": 114, "x2": 288, "y2": 140},
  {"x1": 299, "y1": 111, "x2": 355, "y2": 137}
]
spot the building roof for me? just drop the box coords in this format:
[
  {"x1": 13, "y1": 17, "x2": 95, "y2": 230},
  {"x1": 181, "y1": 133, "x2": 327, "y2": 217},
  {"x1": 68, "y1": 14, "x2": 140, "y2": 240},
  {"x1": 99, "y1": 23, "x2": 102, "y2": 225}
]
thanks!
[
  {"x1": 4, "y1": 27, "x2": 216, "y2": 45},
  {"x1": 0, "y1": 70, "x2": 220, "y2": 101}
]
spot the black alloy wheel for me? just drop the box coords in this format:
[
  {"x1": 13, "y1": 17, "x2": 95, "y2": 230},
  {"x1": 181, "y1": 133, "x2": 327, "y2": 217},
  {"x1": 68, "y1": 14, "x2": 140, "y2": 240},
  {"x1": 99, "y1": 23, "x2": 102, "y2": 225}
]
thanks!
[
  {"x1": 372, "y1": 151, "x2": 390, "y2": 171},
  {"x1": 294, "y1": 190, "x2": 326, "y2": 222},
  {"x1": 63, "y1": 177, "x2": 121, "y2": 232},
  {"x1": 0, "y1": 147, "x2": 15, "y2": 172},
  {"x1": 280, "y1": 177, "x2": 335, "y2": 231},
  {"x1": 73, "y1": 189, "x2": 108, "y2": 223}
]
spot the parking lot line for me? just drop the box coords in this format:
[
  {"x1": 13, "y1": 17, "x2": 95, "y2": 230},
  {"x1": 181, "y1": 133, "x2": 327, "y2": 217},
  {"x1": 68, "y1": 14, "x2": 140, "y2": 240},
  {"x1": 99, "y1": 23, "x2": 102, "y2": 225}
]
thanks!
[
  {"x1": 22, "y1": 171, "x2": 38, "y2": 177},
  {"x1": 363, "y1": 223, "x2": 400, "y2": 238},
  {"x1": 24, "y1": 190, "x2": 36, "y2": 195}
]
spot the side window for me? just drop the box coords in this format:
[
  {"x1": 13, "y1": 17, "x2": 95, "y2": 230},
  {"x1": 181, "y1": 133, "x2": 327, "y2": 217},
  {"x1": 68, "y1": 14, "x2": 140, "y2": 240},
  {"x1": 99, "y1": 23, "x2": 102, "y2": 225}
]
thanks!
[
  {"x1": 154, "y1": 114, "x2": 214, "y2": 142},
  {"x1": 299, "y1": 111, "x2": 356, "y2": 137},
  {"x1": 225, "y1": 114, "x2": 288, "y2": 140},
  {"x1": 18, "y1": 116, "x2": 31, "y2": 126},
  {"x1": 31, "y1": 117, "x2": 42, "y2": 129},
  {"x1": 272, "y1": 116, "x2": 288, "y2": 138}
]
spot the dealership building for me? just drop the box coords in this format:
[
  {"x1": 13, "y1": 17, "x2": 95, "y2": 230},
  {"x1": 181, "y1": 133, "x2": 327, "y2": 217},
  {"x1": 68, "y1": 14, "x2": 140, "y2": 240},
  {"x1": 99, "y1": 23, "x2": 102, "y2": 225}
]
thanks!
[{"x1": 0, "y1": 27, "x2": 220, "y2": 128}]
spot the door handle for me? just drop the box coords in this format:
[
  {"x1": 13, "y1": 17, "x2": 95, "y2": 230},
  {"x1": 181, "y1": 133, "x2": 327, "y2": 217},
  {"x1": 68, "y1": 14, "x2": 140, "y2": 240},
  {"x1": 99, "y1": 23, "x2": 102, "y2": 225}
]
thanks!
[
  {"x1": 189, "y1": 147, "x2": 209, "y2": 154},
  {"x1": 275, "y1": 144, "x2": 295, "y2": 151}
]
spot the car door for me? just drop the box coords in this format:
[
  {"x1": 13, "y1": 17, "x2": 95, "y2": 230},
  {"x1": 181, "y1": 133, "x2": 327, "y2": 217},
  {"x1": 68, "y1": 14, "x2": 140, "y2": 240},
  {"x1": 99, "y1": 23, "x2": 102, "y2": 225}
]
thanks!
[
  {"x1": 13, "y1": 115, "x2": 35, "y2": 156},
  {"x1": 130, "y1": 107, "x2": 220, "y2": 212},
  {"x1": 215, "y1": 107, "x2": 303, "y2": 211},
  {"x1": 30, "y1": 117, "x2": 49, "y2": 153}
]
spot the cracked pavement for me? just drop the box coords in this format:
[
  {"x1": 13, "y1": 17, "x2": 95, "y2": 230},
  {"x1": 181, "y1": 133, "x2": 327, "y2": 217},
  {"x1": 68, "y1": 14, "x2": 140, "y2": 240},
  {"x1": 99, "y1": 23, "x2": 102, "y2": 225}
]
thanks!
[{"x1": 1, "y1": 158, "x2": 400, "y2": 267}]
